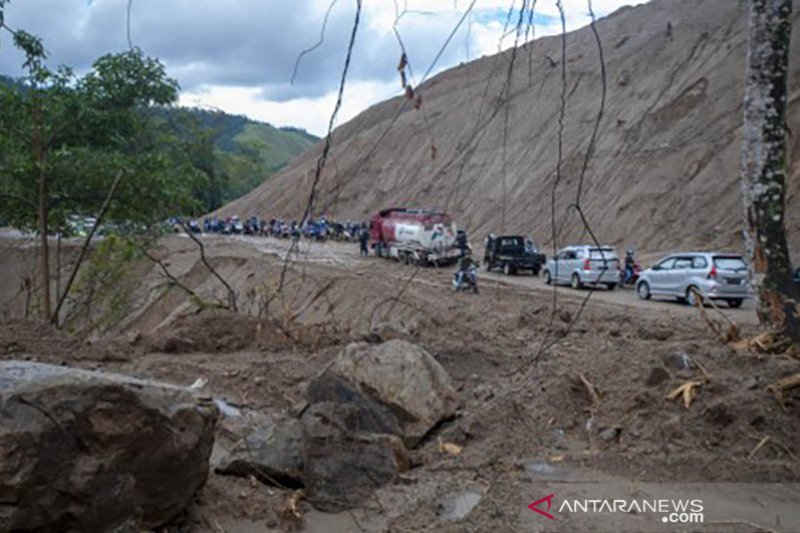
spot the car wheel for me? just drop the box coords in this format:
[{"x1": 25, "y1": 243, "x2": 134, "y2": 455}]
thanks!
[
  {"x1": 605, "y1": 283, "x2": 617, "y2": 291},
  {"x1": 686, "y1": 286, "x2": 701, "y2": 306},
  {"x1": 727, "y1": 298, "x2": 743, "y2": 309},
  {"x1": 503, "y1": 263, "x2": 512, "y2": 276},
  {"x1": 543, "y1": 270, "x2": 551, "y2": 285},
  {"x1": 571, "y1": 273, "x2": 582, "y2": 290},
  {"x1": 637, "y1": 281, "x2": 651, "y2": 300}
]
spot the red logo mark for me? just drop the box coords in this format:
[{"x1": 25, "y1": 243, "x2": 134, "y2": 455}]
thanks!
[{"x1": 528, "y1": 493, "x2": 556, "y2": 520}]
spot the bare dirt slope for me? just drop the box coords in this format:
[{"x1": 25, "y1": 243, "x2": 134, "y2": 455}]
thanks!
[
  {"x1": 216, "y1": 0, "x2": 800, "y2": 257},
  {"x1": 2, "y1": 234, "x2": 798, "y2": 531}
]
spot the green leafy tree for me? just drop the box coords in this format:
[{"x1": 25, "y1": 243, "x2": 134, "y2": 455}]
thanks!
[{"x1": 0, "y1": 29, "x2": 203, "y2": 322}]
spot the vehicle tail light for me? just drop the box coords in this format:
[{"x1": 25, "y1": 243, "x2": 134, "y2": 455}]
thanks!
[
  {"x1": 582, "y1": 259, "x2": 591, "y2": 270},
  {"x1": 708, "y1": 266, "x2": 717, "y2": 280}
]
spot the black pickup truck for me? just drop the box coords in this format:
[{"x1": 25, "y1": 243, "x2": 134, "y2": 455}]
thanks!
[{"x1": 484, "y1": 235, "x2": 546, "y2": 275}]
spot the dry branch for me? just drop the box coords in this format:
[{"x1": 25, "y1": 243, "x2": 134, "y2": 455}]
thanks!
[
  {"x1": 52, "y1": 169, "x2": 124, "y2": 326},
  {"x1": 579, "y1": 373, "x2": 601, "y2": 407},
  {"x1": 181, "y1": 224, "x2": 237, "y2": 311}
]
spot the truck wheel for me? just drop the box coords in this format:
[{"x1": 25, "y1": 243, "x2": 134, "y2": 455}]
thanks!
[
  {"x1": 532, "y1": 267, "x2": 540, "y2": 276},
  {"x1": 503, "y1": 263, "x2": 512, "y2": 276}
]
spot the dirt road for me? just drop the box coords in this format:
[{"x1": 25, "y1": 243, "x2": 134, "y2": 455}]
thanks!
[{"x1": 213, "y1": 234, "x2": 760, "y2": 326}]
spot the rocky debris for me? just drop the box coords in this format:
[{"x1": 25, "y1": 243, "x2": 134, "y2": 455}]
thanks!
[
  {"x1": 473, "y1": 383, "x2": 495, "y2": 401},
  {"x1": 637, "y1": 325, "x2": 674, "y2": 341},
  {"x1": 0, "y1": 361, "x2": 217, "y2": 532},
  {"x1": 330, "y1": 340, "x2": 460, "y2": 445},
  {"x1": 215, "y1": 416, "x2": 304, "y2": 488},
  {"x1": 645, "y1": 366, "x2": 671, "y2": 387},
  {"x1": 598, "y1": 427, "x2": 621, "y2": 443},
  {"x1": 301, "y1": 402, "x2": 409, "y2": 512},
  {"x1": 214, "y1": 341, "x2": 455, "y2": 512},
  {"x1": 363, "y1": 317, "x2": 418, "y2": 343},
  {"x1": 663, "y1": 351, "x2": 694, "y2": 371},
  {"x1": 145, "y1": 310, "x2": 258, "y2": 353},
  {"x1": 439, "y1": 489, "x2": 483, "y2": 521}
]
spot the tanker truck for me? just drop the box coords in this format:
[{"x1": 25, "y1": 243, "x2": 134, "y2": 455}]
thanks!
[{"x1": 369, "y1": 208, "x2": 462, "y2": 266}]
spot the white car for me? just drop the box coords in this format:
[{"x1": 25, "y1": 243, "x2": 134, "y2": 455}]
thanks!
[{"x1": 542, "y1": 245, "x2": 620, "y2": 290}]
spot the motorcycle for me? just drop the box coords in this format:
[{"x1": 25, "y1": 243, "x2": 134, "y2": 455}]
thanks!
[
  {"x1": 618, "y1": 261, "x2": 642, "y2": 286},
  {"x1": 452, "y1": 262, "x2": 479, "y2": 293}
]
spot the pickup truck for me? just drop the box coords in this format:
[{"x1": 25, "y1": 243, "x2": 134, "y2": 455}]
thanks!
[{"x1": 484, "y1": 235, "x2": 546, "y2": 275}]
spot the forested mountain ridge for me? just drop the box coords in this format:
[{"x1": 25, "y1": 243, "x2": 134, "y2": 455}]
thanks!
[{"x1": 0, "y1": 74, "x2": 317, "y2": 210}]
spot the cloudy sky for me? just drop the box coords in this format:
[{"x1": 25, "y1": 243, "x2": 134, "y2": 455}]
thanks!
[{"x1": 0, "y1": 0, "x2": 648, "y2": 136}]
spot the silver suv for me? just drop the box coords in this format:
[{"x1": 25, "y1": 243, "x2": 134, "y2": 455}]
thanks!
[
  {"x1": 542, "y1": 245, "x2": 620, "y2": 290},
  {"x1": 636, "y1": 252, "x2": 751, "y2": 308}
]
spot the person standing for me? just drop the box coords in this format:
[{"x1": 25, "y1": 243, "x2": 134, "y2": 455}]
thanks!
[{"x1": 359, "y1": 223, "x2": 369, "y2": 256}]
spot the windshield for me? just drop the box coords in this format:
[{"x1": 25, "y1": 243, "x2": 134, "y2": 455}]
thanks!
[
  {"x1": 713, "y1": 256, "x2": 747, "y2": 271},
  {"x1": 589, "y1": 248, "x2": 618, "y2": 260}
]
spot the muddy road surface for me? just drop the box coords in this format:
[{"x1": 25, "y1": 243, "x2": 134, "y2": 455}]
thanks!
[{"x1": 220, "y1": 234, "x2": 759, "y2": 326}]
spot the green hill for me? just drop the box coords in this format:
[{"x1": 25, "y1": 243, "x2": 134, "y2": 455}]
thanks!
[
  {"x1": 0, "y1": 74, "x2": 318, "y2": 211},
  {"x1": 158, "y1": 106, "x2": 318, "y2": 209}
]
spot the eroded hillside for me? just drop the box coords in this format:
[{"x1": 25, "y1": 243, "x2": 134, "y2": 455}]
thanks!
[{"x1": 216, "y1": 0, "x2": 800, "y2": 257}]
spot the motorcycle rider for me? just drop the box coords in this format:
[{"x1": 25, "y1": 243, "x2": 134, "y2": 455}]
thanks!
[{"x1": 454, "y1": 251, "x2": 478, "y2": 292}]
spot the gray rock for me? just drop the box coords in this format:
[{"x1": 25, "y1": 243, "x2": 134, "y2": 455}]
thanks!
[
  {"x1": 306, "y1": 371, "x2": 401, "y2": 436},
  {"x1": 440, "y1": 489, "x2": 483, "y2": 521},
  {"x1": 645, "y1": 367, "x2": 670, "y2": 387},
  {"x1": 331, "y1": 340, "x2": 460, "y2": 445},
  {"x1": 301, "y1": 402, "x2": 409, "y2": 512},
  {"x1": 0, "y1": 361, "x2": 217, "y2": 532},
  {"x1": 598, "y1": 427, "x2": 621, "y2": 443},
  {"x1": 215, "y1": 417, "x2": 304, "y2": 488}
]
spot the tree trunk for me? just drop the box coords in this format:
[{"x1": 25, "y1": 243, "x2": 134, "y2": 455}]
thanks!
[
  {"x1": 740, "y1": 0, "x2": 800, "y2": 342},
  {"x1": 32, "y1": 103, "x2": 51, "y2": 321}
]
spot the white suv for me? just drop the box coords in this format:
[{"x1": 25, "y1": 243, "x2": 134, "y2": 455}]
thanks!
[{"x1": 636, "y1": 252, "x2": 751, "y2": 308}]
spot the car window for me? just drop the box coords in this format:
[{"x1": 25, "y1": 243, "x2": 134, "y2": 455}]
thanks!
[
  {"x1": 713, "y1": 256, "x2": 747, "y2": 271},
  {"x1": 673, "y1": 257, "x2": 693, "y2": 269},
  {"x1": 500, "y1": 237, "x2": 523, "y2": 248},
  {"x1": 589, "y1": 248, "x2": 617, "y2": 260},
  {"x1": 692, "y1": 256, "x2": 708, "y2": 269},
  {"x1": 656, "y1": 257, "x2": 675, "y2": 270}
]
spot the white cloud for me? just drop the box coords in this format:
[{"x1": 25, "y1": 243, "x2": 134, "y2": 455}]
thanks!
[
  {"x1": 1, "y1": 0, "x2": 651, "y2": 136},
  {"x1": 179, "y1": 79, "x2": 400, "y2": 136}
]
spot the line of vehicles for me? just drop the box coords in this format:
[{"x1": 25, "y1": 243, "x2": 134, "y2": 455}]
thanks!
[
  {"x1": 172, "y1": 206, "x2": 799, "y2": 307},
  {"x1": 363, "y1": 207, "x2": 766, "y2": 308}
]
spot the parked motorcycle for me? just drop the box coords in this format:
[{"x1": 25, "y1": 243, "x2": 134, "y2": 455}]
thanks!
[{"x1": 452, "y1": 262, "x2": 479, "y2": 293}]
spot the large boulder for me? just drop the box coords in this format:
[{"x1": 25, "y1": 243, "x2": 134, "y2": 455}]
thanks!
[
  {"x1": 331, "y1": 340, "x2": 460, "y2": 445},
  {"x1": 300, "y1": 402, "x2": 409, "y2": 512},
  {"x1": 0, "y1": 361, "x2": 218, "y2": 531},
  {"x1": 306, "y1": 371, "x2": 402, "y2": 436},
  {"x1": 215, "y1": 415, "x2": 304, "y2": 488}
]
